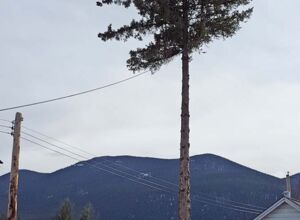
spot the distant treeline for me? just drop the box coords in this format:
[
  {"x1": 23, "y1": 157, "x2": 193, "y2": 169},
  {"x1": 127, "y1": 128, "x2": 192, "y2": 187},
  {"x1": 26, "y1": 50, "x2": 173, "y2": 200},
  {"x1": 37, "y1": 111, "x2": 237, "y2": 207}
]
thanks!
[{"x1": 0, "y1": 199, "x2": 98, "y2": 220}]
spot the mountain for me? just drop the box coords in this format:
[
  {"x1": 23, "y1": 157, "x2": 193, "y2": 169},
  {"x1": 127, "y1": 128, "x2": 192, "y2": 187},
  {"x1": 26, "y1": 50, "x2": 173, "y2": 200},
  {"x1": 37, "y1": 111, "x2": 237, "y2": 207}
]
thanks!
[{"x1": 0, "y1": 154, "x2": 292, "y2": 220}]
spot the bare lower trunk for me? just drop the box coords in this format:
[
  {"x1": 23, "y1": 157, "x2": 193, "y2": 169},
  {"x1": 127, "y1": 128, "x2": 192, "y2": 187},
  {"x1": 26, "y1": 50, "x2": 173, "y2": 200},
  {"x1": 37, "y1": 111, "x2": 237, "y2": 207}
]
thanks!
[
  {"x1": 178, "y1": 49, "x2": 190, "y2": 220},
  {"x1": 178, "y1": 0, "x2": 190, "y2": 218}
]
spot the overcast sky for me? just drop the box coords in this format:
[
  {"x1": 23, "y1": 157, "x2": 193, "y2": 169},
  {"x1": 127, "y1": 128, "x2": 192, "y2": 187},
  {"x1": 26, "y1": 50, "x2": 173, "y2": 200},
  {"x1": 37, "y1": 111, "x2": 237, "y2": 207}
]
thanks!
[{"x1": 0, "y1": 0, "x2": 299, "y2": 178}]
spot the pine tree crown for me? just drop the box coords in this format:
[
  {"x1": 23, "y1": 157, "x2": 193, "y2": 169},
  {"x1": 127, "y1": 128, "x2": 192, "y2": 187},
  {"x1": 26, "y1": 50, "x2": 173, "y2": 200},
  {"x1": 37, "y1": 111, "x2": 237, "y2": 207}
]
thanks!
[{"x1": 97, "y1": 0, "x2": 253, "y2": 72}]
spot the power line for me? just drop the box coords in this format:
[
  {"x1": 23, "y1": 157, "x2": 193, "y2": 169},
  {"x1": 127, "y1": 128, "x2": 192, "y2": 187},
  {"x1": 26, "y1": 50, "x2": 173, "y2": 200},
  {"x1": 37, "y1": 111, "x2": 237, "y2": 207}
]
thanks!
[
  {"x1": 95, "y1": 160, "x2": 178, "y2": 188},
  {"x1": 21, "y1": 125, "x2": 266, "y2": 211},
  {"x1": 23, "y1": 127, "x2": 266, "y2": 210},
  {"x1": 23, "y1": 126, "x2": 180, "y2": 189},
  {"x1": 22, "y1": 125, "x2": 178, "y2": 187},
  {"x1": 22, "y1": 126, "x2": 94, "y2": 157},
  {"x1": 0, "y1": 119, "x2": 11, "y2": 123},
  {"x1": 0, "y1": 130, "x2": 11, "y2": 135},
  {"x1": 192, "y1": 191, "x2": 265, "y2": 210},
  {"x1": 21, "y1": 129, "x2": 264, "y2": 213},
  {"x1": 192, "y1": 195, "x2": 262, "y2": 213},
  {"x1": 0, "y1": 71, "x2": 149, "y2": 112},
  {"x1": 0, "y1": 120, "x2": 264, "y2": 214},
  {"x1": 21, "y1": 136, "x2": 262, "y2": 214},
  {"x1": 21, "y1": 131, "x2": 177, "y2": 192},
  {"x1": 21, "y1": 136, "x2": 174, "y2": 193},
  {"x1": 0, "y1": 124, "x2": 12, "y2": 129},
  {"x1": 0, "y1": 119, "x2": 12, "y2": 134},
  {"x1": 192, "y1": 197, "x2": 261, "y2": 215}
]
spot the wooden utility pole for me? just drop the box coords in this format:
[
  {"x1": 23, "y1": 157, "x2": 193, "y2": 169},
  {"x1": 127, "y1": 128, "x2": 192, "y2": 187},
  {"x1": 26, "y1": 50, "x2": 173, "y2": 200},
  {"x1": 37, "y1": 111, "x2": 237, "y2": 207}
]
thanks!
[{"x1": 7, "y1": 112, "x2": 23, "y2": 220}]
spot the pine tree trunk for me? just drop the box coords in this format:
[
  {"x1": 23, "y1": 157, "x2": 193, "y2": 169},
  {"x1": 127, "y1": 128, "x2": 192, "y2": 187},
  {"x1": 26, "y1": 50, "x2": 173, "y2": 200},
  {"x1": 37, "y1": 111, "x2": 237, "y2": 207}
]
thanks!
[{"x1": 178, "y1": 0, "x2": 190, "y2": 219}]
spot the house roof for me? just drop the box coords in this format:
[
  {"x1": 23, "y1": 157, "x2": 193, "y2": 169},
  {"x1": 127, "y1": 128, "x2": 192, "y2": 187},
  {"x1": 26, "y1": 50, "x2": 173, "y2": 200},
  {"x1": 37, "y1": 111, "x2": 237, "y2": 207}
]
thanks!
[{"x1": 254, "y1": 197, "x2": 300, "y2": 220}]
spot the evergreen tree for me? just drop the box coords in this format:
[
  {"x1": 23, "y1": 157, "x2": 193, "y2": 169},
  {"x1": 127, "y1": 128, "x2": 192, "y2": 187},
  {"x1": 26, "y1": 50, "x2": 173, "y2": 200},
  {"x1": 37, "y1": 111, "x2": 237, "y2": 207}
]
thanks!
[
  {"x1": 97, "y1": 1, "x2": 253, "y2": 219},
  {"x1": 53, "y1": 199, "x2": 72, "y2": 220},
  {"x1": 79, "y1": 203, "x2": 94, "y2": 220}
]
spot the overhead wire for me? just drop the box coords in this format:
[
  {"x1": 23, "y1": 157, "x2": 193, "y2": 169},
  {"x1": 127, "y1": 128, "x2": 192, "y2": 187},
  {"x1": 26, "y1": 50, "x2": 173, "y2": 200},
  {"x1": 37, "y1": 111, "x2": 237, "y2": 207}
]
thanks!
[
  {"x1": 22, "y1": 125, "x2": 178, "y2": 187},
  {"x1": 192, "y1": 195, "x2": 262, "y2": 213},
  {"x1": 21, "y1": 125, "x2": 266, "y2": 211},
  {"x1": 0, "y1": 124, "x2": 12, "y2": 129},
  {"x1": 22, "y1": 126, "x2": 95, "y2": 157},
  {"x1": 21, "y1": 135, "x2": 262, "y2": 214},
  {"x1": 0, "y1": 118, "x2": 12, "y2": 123},
  {"x1": 21, "y1": 136, "x2": 175, "y2": 194},
  {"x1": 0, "y1": 130, "x2": 11, "y2": 135},
  {"x1": 0, "y1": 70, "x2": 150, "y2": 112},
  {"x1": 21, "y1": 128, "x2": 264, "y2": 214},
  {"x1": 94, "y1": 160, "x2": 178, "y2": 188},
  {"x1": 21, "y1": 131, "x2": 177, "y2": 192},
  {"x1": 0, "y1": 121, "x2": 12, "y2": 135},
  {"x1": 192, "y1": 196, "x2": 261, "y2": 215},
  {"x1": 191, "y1": 191, "x2": 265, "y2": 210},
  {"x1": 21, "y1": 126, "x2": 266, "y2": 211}
]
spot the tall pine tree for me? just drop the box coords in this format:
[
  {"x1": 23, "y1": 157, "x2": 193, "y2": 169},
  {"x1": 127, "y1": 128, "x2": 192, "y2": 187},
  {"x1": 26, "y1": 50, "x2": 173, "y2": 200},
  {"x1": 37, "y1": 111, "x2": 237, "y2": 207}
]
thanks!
[
  {"x1": 53, "y1": 199, "x2": 72, "y2": 220},
  {"x1": 79, "y1": 203, "x2": 95, "y2": 220},
  {"x1": 97, "y1": 1, "x2": 253, "y2": 219}
]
